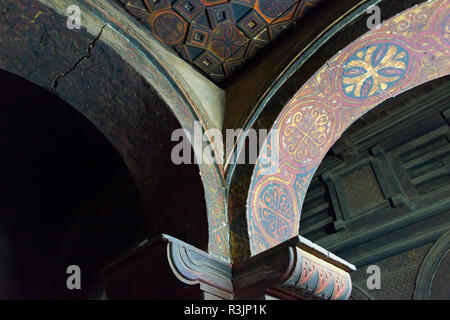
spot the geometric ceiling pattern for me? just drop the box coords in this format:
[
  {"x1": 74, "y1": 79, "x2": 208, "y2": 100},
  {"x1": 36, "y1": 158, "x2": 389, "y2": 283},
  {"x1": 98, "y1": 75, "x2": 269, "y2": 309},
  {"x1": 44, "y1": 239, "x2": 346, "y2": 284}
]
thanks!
[{"x1": 116, "y1": 0, "x2": 325, "y2": 83}]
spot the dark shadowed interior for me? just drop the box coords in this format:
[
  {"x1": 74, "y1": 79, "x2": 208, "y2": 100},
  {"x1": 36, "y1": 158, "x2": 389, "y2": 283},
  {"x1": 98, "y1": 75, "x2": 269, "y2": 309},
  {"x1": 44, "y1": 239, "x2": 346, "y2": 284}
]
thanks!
[{"x1": 0, "y1": 69, "x2": 146, "y2": 299}]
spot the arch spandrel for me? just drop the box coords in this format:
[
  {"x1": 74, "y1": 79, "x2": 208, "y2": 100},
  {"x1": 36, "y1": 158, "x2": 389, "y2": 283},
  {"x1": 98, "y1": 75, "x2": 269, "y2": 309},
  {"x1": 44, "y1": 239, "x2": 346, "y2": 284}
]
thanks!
[{"x1": 247, "y1": 0, "x2": 450, "y2": 256}]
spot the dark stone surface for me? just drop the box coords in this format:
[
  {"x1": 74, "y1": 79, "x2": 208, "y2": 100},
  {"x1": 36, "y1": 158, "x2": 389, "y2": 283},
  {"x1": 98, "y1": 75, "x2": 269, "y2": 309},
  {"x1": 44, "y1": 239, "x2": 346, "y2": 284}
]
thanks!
[
  {"x1": 0, "y1": 68, "x2": 146, "y2": 299},
  {"x1": 0, "y1": 0, "x2": 211, "y2": 296},
  {"x1": 351, "y1": 244, "x2": 432, "y2": 300}
]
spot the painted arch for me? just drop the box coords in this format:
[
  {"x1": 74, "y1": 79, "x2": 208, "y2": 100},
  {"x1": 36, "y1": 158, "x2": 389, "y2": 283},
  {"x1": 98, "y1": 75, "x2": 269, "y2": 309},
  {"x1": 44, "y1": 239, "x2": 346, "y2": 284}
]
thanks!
[{"x1": 247, "y1": 0, "x2": 450, "y2": 255}]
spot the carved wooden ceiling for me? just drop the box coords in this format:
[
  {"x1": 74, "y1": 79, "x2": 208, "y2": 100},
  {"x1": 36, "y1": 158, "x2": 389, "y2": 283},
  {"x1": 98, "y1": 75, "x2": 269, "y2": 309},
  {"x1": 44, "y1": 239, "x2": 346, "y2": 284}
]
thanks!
[{"x1": 116, "y1": 0, "x2": 325, "y2": 83}]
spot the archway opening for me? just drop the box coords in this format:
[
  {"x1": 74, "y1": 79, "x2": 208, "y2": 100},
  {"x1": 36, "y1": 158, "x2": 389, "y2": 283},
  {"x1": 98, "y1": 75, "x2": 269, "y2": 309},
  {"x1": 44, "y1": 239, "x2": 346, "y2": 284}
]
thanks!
[{"x1": 0, "y1": 68, "x2": 147, "y2": 299}]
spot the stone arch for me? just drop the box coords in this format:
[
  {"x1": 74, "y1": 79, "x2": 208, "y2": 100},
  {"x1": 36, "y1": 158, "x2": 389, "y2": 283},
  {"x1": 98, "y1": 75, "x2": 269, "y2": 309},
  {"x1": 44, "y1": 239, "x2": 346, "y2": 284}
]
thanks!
[
  {"x1": 0, "y1": 0, "x2": 229, "y2": 259},
  {"x1": 414, "y1": 231, "x2": 450, "y2": 299},
  {"x1": 246, "y1": 0, "x2": 450, "y2": 256},
  {"x1": 226, "y1": 0, "x2": 428, "y2": 262}
]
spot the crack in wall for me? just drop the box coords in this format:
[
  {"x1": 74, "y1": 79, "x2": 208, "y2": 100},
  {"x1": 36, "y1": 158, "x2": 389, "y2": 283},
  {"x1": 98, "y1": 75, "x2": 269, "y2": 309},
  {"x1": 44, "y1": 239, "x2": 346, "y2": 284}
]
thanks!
[{"x1": 53, "y1": 25, "x2": 106, "y2": 93}]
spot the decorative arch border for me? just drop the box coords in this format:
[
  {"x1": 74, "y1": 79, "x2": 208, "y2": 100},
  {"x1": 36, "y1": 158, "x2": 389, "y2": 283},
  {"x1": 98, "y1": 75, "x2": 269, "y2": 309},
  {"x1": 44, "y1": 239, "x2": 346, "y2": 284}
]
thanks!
[{"x1": 247, "y1": 0, "x2": 450, "y2": 255}]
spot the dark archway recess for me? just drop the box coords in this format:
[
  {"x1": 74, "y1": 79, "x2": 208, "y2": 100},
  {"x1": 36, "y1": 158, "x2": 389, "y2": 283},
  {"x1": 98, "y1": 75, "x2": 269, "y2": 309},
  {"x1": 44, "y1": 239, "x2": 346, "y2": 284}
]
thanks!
[
  {"x1": 0, "y1": 0, "x2": 210, "y2": 260},
  {"x1": 0, "y1": 68, "x2": 147, "y2": 299}
]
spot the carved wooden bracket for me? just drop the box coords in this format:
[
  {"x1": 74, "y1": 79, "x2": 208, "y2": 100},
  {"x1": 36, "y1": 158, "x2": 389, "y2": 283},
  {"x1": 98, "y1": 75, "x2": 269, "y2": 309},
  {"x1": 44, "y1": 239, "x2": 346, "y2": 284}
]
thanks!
[
  {"x1": 103, "y1": 234, "x2": 355, "y2": 300},
  {"x1": 103, "y1": 235, "x2": 233, "y2": 300},
  {"x1": 233, "y1": 236, "x2": 356, "y2": 300}
]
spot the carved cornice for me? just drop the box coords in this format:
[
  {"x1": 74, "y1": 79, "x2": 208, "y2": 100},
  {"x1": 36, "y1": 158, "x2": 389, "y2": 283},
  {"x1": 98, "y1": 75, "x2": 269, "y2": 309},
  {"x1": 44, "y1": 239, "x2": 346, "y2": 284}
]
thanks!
[
  {"x1": 278, "y1": 247, "x2": 353, "y2": 300},
  {"x1": 167, "y1": 235, "x2": 234, "y2": 298},
  {"x1": 233, "y1": 236, "x2": 356, "y2": 300},
  {"x1": 103, "y1": 234, "x2": 355, "y2": 300},
  {"x1": 103, "y1": 235, "x2": 233, "y2": 299}
]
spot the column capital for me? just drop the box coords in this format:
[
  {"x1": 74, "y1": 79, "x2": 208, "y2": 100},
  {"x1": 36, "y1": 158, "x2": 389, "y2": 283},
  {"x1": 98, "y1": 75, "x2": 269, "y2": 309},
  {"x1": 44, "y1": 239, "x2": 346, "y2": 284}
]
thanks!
[{"x1": 103, "y1": 234, "x2": 355, "y2": 300}]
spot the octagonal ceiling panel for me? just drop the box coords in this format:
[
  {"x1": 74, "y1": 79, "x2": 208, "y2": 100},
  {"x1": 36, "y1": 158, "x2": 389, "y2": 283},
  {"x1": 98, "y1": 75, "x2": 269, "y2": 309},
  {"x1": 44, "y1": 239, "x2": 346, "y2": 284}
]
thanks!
[{"x1": 117, "y1": 0, "x2": 326, "y2": 83}]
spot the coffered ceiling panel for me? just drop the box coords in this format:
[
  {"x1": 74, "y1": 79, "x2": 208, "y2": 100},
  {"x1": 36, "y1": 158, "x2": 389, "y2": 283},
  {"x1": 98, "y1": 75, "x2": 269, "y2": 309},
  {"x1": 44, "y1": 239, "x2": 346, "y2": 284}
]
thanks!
[{"x1": 116, "y1": 0, "x2": 325, "y2": 83}]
